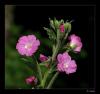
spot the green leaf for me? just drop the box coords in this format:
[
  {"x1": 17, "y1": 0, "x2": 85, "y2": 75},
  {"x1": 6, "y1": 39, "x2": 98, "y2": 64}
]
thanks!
[
  {"x1": 59, "y1": 19, "x2": 64, "y2": 25},
  {"x1": 40, "y1": 64, "x2": 49, "y2": 77},
  {"x1": 36, "y1": 61, "x2": 42, "y2": 82},
  {"x1": 57, "y1": 29, "x2": 61, "y2": 42},
  {"x1": 54, "y1": 18, "x2": 59, "y2": 28},
  {"x1": 21, "y1": 57, "x2": 33, "y2": 62},
  {"x1": 49, "y1": 18, "x2": 55, "y2": 30},
  {"x1": 32, "y1": 56, "x2": 42, "y2": 82},
  {"x1": 43, "y1": 27, "x2": 56, "y2": 41},
  {"x1": 21, "y1": 56, "x2": 42, "y2": 83},
  {"x1": 39, "y1": 57, "x2": 52, "y2": 77},
  {"x1": 39, "y1": 62, "x2": 48, "y2": 66},
  {"x1": 21, "y1": 58, "x2": 37, "y2": 77}
]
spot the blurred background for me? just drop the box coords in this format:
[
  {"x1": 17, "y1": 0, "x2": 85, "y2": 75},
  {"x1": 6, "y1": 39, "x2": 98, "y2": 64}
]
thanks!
[{"x1": 5, "y1": 5, "x2": 95, "y2": 89}]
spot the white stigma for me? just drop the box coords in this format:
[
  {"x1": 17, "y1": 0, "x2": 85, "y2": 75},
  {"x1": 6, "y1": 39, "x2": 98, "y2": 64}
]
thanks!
[
  {"x1": 64, "y1": 63, "x2": 69, "y2": 68},
  {"x1": 25, "y1": 43, "x2": 32, "y2": 49}
]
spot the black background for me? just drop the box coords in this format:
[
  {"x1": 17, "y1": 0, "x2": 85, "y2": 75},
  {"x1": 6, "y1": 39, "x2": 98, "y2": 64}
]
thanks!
[
  {"x1": 13, "y1": 5, "x2": 95, "y2": 89},
  {"x1": 3, "y1": 0, "x2": 96, "y2": 5}
]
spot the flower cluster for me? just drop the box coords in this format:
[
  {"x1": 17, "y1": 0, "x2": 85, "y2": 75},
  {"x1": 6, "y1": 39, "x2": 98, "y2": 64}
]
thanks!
[{"x1": 16, "y1": 18, "x2": 83, "y2": 88}]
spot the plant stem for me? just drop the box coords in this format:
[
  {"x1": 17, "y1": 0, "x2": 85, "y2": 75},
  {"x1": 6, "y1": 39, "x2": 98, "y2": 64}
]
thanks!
[
  {"x1": 33, "y1": 55, "x2": 42, "y2": 83},
  {"x1": 41, "y1": 70, "x2": 49, "y2": 88},
  {"x1": 44, "y1": 26, "x2": 71, "y2": 89},
  {"x1": 46, "y1": 29, "x2": 60, "y2": 88},
  {"x1": 40, "y1": 63, "x2": 56, "y2": 88},
  {"x1": 52, "y1": 43, "x2": 60, "y2": 62},
  {"x1": 46, "y1": 72, "x2": 59, "y2": 89},
  {"x1": 61, "y1": 32, "x2": 69, "y2": 47}
]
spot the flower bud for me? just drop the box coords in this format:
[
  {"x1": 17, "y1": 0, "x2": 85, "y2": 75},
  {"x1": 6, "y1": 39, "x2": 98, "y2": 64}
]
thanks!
[
  {"x1": 64, "y1": 22, "x2": 71, "y2": 32},
  {"x1": 53, "y1": 18, "x2": 60, "y2": 28},
  {"x1": 26, "y1": 76, "x2": 37, "y2": 85},
  {"x1": 59, "y1": 24, "x2": 65, "y2": 32},
  {"x1": 39, "y1": 54, "x2": 48, "y2": 62}
]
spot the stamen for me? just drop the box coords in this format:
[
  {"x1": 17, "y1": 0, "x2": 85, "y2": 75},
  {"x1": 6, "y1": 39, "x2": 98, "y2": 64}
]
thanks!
[{"x1": 64, "y1": 63, "x2": 68, "y2": 68}]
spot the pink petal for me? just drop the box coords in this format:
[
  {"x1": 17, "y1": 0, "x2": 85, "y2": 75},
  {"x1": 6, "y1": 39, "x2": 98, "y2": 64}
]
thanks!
[
  {"x1": 57, "y1": 54, "x2": 63, "y2": 63},
  {"x1": 28, "y1": 35, "x2": 36, "y2": 41},
  {"x1": 62, "y1": 52, "x2": 71, "y2": 62},
  {"x1": 39, "y1": 54, "x2": 48, "y2": 62}
]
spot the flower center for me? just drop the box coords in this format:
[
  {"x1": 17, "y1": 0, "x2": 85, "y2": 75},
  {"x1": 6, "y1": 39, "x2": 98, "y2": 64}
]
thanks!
[
  {"x1": 64, "y1": 63, "x2": 69, "y2": 68},
  {"x1": 25, "y1": 43, "x2": 32, "y2": 49},
  {"x1": 70, "y1": 43, "x2": 77, "y2": 49}
]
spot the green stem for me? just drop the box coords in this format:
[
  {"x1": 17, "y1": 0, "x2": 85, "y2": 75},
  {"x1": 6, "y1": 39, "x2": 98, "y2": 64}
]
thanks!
[
  {"x1": 43, "y1": 26, "x2": 71, "y2": 89},
  {"x1": 61, "y1": 32, "x2": 69, "y2": 47},
  {"x1": 33, "y1": 55, "x2": 42, "y2": 83},
  {"x1": 52, "y1": 29, "x2": 61, "y2": 62},
  {"x1": 52, "y1": 43, "x2": 60, "y2": 62},
  {"x1": 41, "y1": 70, "x2": 49, "y2": 88},
  {"x1": 46, "y1": 32, "x2": 70, "y2": 89},
  {"x1": 46, "y1": 72, "x2": 59, "y2": 89},
  {"x1": 40, "y1": 63, "x2": 56, "y2": 88}
]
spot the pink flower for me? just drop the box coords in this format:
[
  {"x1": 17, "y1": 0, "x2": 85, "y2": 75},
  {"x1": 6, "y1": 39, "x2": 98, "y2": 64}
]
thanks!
[
  {"x1": 59, "y1": 24, "x2": 65, "y2": 32},
  {"x1": 16, "y1": 35, "x2": 40, "y2": 56},
  {"x1": 69, "y1": 34, "x2": 82, "y2": 52},
  {"x1": 39, "y1": 54, "x2": 48, "y2": 62},
  {"x1": 26, "y1": 76, "x2": 37, "y2": 85},
  {"x1": 57, "y1": 52, "x2": 77, "y2": 74}
]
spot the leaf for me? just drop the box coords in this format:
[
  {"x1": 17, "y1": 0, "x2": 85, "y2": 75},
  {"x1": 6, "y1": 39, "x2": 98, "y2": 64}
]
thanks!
[
  {"x1": 39, "y1": 62, "x2": 48, "y2": 66},
  {"x1": 21, "y1": 58, "x2": 37, "y2": 77},
  {"x1": 49, "y1": 18, "x2": 55, "y2": 30},
  {"x1": 21, "y1": 57, "x2": 33, "y2": 62},
  {"x1": 39, "y1": 57, "x2": 52, "y2": 77},
  {"x1": 33, "y1": 56, "x2": 42, "y2": 83},
  {"x1": 59, "y1": 19, "x2": 64, "y2": 25},
  {"x1": 41, "y1": 63, "x2": 56, "y2": 88},
  {"x1": 54, "y1": 18, "x2": 59, "y2": 28},
  {"x1": 21, "y1": 56, "x2": 42, "y2": 82},
  {"x1": 36, "y1": 61, "x2": 42, "y2": 82},
  {"x1": 39, "y1": 64, "x2": 49, "y2": 77},
  {"x1": 43, "y1": 27, "x2": 56, "y2": 41}
]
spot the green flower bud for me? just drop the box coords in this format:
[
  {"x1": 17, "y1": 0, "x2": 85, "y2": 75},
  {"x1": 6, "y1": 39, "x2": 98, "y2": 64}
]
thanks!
[
  {"x1": 64, "y1": 22, "x2": 71, "y2": 32},
  {"x1": 54, "y1": 20, "x2": 59, "y2": 28},
  {"x1": 59, "y1": 19, "x2": 64, "y2": 25}
]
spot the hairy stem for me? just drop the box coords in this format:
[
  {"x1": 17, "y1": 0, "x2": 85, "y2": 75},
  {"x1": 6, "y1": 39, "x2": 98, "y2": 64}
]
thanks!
[
  {"x1": 52, "y1": 29, "x2": 61, "y2": 62},
  {"x1": 44, "y1": 25, "x2": 71, "y2": 89},
  {"x1": 33, "y1": 55, "x2": 42, "y2": 83},
  {"x1": 61, "y1": 32, "x2": 69, "y2": 47},
  {"x1": 41, "y1": 70, "x2": 49, "y2": 88},
  {"x1": 40, "y1": 63, "x2": 55, "y2": 88},
  {"x1": 52, "y1": 43, "x2": 60, "y2": 62},
  {"x1": 46, "y1": 72, "x2": 59, "y2": 89}
]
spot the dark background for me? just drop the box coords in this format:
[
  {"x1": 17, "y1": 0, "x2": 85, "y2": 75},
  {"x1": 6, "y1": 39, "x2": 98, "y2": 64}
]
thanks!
[{"x1": 5, "y1": 5, "x2": 95, "y2": 89}]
